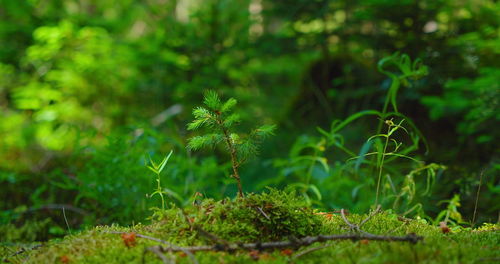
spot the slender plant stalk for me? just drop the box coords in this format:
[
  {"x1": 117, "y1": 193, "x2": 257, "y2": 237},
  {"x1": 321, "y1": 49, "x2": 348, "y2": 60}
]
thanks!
[
  {"x1": 62, "y1": 206, "x2": 71, "y2": 234},
  {"x1": 375, "y1": 124, "x2": 390, "y2": 206},
  {"x1": 472, "y1": 169, "x2": 484, "y2": 227}
]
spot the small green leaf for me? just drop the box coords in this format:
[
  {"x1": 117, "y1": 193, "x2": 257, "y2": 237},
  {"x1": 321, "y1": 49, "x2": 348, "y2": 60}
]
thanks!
[
  {"x1": 150, "y1": 191, "x2": 163, "y2": 199},
  {"x1": 367, "y1": 134, "x2": 388, "y2": 142},
  {"x1": 148, "y1": 154, "x2": 158, "y2": 169},
  {"x1": 384, "y1": 153, "x2": 422, "y2": 163},
  {"x1": 158, "y1": 150, "x2": 173, "y2": 174},
  {"x1": 162, "y1": 188, "x2": 183, "y2": 203},
  {"x1": 308, "y1": 184, "x2": 322, "y2": 201},
  {"x1": 355, "y1": 140, "x2": 372, "y2": 172},
  {"x1": 146, "y1": 165, "x2": 158, "y2": 174},
  {"x1": 335, "y1": 110, "x2": 383, "y2": 133},
  {"x1": 292, "y1": 156, "x2": 329, "y2": 172}
]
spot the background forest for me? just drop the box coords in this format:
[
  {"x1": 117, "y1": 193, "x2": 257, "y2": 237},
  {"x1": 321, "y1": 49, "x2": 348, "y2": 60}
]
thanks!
[{"x1": 0, "y1": 0, "x2": 498, "y2": 242}]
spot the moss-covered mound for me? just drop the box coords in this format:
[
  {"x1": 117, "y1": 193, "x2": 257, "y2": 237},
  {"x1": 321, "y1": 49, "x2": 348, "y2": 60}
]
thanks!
[
  {"x1": 2, "y1": 190, "x2": 499, "y2": 263},
  {"x1": 193, "y1": 190, "x2": 324, "y2": 241}
]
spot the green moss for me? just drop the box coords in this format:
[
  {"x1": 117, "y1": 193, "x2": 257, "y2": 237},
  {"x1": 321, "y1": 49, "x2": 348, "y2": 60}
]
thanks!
[
  {"x1": 2, "y1": 190, "x2": 499, "y2": 263},
  {"x1": 193, "y1": 189, "x2": 324, "y2": 242},
  {"x1": 0, "y1": 218, "x2": 53, "y2": 243}
]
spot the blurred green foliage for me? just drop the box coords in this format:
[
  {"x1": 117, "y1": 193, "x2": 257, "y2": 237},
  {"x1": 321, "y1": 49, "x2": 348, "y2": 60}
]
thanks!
[{"x1": 0, "y1": 0, "x2": 498, "y2": 241}]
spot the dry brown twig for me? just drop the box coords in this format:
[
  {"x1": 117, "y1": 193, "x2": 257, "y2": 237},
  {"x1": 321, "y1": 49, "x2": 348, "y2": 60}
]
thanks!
[
  {"x1": 340, "y1": 206, "x2": 381, "y2": 235},
  {"x1": 256, "y1": 207, "x2": 271, "y2": 220},
  {"x1": 359, "y1": 205, "x2": 382, "y2": 227}
]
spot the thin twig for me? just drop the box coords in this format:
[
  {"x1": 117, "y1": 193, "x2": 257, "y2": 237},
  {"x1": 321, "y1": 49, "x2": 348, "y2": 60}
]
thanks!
[
  {"x1": 62, "y1": 206, "x2": 71, "y2": 235},
  {"x1": 257, "y1": 207, "x2": 271, "y2": 220},
  {"x1": 340, "y1": 207, "x2": 382, "y2": 236},
  {"x1": 359, "y1": 205, "x2": 382, "y2": 227},
  {"x1": 291, "y1": 243, "x2": 333, "y2": 260},
  {"x1": 146, "y1": 246, "x2": 175, "y2": 264},
  {"x1": 340, "y1": 209, "x2": 358, "y2": 231}
]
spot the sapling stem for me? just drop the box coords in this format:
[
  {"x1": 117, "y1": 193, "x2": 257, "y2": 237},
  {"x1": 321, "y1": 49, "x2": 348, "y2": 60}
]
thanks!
[{"x1": 217, "y1": 113, "x2": 244, "y2": 197}]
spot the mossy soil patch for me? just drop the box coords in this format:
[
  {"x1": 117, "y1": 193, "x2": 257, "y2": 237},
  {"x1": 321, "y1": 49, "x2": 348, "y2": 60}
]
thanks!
[{"x1": 2, "y1": 190, "x2": 499, "y2": 263}]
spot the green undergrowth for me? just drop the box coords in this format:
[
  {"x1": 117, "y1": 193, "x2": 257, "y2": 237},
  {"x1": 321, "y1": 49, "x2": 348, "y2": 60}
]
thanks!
[{"x1": 2, "y1": 190, "x2": 499, "y2": 263}]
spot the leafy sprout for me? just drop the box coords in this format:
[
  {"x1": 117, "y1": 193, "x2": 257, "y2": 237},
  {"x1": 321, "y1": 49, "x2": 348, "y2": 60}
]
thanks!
[{"x1": 147, "y1": 150, "x2": 173, "y2": 210}]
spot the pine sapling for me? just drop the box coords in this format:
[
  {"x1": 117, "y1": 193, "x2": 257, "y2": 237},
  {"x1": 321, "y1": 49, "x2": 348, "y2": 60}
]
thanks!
[{"x1": 187, "y1": 90, "x2": 276, "y2": 197}]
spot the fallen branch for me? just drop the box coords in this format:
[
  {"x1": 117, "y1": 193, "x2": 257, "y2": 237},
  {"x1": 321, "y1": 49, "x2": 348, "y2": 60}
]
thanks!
[
  {"x1": 106, "y1": 207, "x2": 421, "y2": 260},
  {"x1": 2, "y1": 244, "x2": 43, "y2": 263},
  {"x1": 149, "y1": 233, "x2": 422, "y2": 253}
]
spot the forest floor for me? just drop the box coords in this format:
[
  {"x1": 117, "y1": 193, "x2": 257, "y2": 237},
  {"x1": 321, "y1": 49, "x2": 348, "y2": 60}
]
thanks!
[{"x1": 1, "y1": 190, "x2": 499, "y2": 263}]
